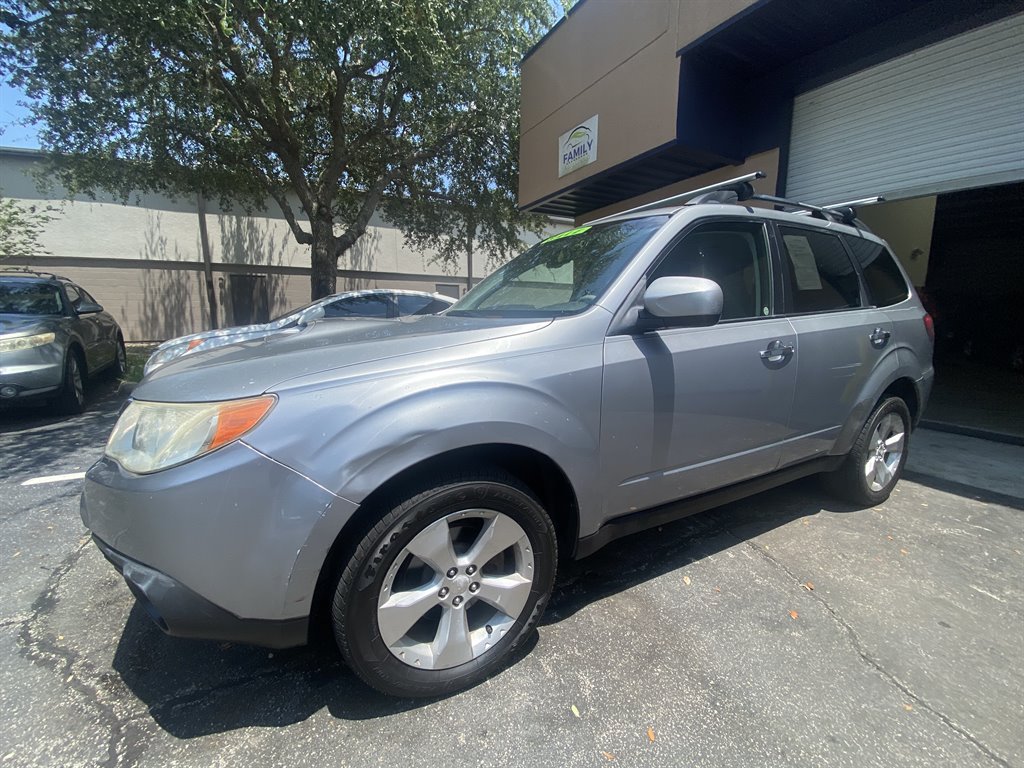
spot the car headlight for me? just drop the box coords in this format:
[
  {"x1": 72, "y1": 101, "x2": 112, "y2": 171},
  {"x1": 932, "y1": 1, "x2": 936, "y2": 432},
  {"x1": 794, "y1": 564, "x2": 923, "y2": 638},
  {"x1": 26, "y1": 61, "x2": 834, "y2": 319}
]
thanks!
[
  {"x1": 104, "y1": 395, "x2": 276, "y2": 473},
  {"x1": 0, "y1": 332, "x2": 56, "y2": 353}
]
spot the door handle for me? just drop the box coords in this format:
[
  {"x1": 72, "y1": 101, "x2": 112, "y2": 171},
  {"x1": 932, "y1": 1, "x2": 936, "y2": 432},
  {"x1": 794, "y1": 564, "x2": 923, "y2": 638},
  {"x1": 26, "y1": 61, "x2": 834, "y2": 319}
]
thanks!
[
  {"x1": 869, "y1": 327, "x2": 891, "y2": 347},
  {"x1": 760, "y1": 339, "x2": 794, "y2": 363}
]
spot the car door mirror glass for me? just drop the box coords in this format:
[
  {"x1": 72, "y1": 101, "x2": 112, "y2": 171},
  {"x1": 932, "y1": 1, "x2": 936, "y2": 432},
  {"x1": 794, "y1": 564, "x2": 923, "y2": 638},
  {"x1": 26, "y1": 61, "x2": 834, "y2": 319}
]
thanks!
[{"x1": 642, "y1": 276, "x2": 723, "y2": 327}]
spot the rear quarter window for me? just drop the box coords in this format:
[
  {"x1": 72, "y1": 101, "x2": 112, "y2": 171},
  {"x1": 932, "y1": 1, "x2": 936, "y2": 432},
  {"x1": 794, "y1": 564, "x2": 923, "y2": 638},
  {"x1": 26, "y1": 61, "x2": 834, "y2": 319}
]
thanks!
[{"x1": 844, "y1": 236, "x2": 910, "y2": 307}]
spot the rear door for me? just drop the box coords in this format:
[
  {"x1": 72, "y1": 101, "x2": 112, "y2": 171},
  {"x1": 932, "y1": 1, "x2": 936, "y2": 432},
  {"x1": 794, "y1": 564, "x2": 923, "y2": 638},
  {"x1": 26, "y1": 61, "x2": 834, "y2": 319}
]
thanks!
[
  {"x1": 775, "y1": 224, "x2": 897, "y2": 466},
  {"x1": 600, "y1": 218, "x2": 798, "y2": 520}
]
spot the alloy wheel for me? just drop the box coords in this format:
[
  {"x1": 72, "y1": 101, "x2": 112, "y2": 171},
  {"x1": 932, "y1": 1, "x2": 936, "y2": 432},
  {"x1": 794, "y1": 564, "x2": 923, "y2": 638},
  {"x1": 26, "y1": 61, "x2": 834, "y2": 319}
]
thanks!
[
  {"x1": 864, "y1": 412, "x2": 905, "y2": 492},
  {"x1": 376, "y1": 509, "x2": 535, "y2": 670}
]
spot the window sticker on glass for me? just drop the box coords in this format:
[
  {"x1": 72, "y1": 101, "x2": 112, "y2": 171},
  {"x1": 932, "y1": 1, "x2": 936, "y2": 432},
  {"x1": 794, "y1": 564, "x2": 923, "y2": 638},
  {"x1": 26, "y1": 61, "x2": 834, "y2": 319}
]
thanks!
[
  {"x1": 542, "y1": 225, "x2": 591, "y2": 244},
  {"x1": 784, "y1": 234, "x2": 823, "y2": 290}
]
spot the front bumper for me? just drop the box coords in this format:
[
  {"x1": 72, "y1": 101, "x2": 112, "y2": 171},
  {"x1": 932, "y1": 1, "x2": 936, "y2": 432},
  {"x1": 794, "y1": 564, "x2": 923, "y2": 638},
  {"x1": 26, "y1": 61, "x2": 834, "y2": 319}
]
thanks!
[
  {"x1": 81, "y1": 441, "x2": 357, "y2": 644},
  {"x1": 93, "y1": 535, "x2": 308, "y2": 648},
  {"x1": 0, "y1": 343, "x2": 63, "y2": 399}
]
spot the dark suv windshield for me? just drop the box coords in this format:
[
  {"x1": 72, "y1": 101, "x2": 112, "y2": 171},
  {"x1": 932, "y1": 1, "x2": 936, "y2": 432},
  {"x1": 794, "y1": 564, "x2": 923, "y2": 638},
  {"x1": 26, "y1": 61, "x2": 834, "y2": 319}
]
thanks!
[
  {"x1": 448, "y1": 216, "x2": 668, "y2": 317},
  {"x1": 0, "y1": 281, "x2": 64, "y2": 315}
]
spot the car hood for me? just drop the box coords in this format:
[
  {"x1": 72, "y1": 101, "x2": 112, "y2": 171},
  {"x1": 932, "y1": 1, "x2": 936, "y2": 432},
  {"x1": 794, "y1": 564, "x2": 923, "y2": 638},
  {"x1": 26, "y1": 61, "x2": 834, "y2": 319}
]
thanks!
[
  {"x1": 0, "y1": 315, "x2": 57, "y2": 336},
  {"x1": 135, "y1": 314, "x2": 552, "y2": 402},
  {"x1": 153, "y1": 321, "x2": 281, "y2": 352}
]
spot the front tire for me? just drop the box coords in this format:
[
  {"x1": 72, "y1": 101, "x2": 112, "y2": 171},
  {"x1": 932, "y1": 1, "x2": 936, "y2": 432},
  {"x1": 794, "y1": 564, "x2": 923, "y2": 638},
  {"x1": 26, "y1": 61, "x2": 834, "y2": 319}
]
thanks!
[
  {"x1": 828, "y1": 396, "x2": 911, "y2": 506},
  {"x1": 57, "y1": 351, "x2": 86, "y2": 415},
  {"x1": 112, "y1": 336, "x2": 127, "y2": 378},
  {"x1": 331, "y1": 470, "x2": 557, "y2": 697}
]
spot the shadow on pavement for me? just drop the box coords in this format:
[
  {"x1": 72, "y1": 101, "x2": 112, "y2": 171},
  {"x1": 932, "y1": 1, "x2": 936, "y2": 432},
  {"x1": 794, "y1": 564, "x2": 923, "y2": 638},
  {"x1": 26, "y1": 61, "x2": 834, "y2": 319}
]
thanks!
[
  {"x1": 109, "y1": 477, "x2": 844, "y2": 738},
  {"x1": 0, "y1": 376, "x2": 128, "y2": 470}
]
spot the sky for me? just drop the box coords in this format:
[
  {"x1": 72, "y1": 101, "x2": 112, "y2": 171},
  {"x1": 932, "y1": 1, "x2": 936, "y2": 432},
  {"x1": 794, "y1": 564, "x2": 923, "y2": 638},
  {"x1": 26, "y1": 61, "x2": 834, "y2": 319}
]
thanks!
[{"x1": 0, "y1": 81, "x2": 39, "y2": 148}]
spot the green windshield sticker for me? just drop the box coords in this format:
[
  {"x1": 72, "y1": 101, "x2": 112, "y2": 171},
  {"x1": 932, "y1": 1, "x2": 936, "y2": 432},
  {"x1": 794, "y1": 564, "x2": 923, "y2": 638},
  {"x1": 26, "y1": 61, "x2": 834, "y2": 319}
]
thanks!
[{"x1": 542, "y1": 225, "x2": 591, "y2": 244}]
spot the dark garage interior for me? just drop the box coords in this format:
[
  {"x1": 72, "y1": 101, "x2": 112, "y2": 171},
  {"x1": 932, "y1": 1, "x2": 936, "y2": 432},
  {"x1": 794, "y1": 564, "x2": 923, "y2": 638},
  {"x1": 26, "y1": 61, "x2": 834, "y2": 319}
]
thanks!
[{"x1": 920, "y1": 181, "x2": 1024, "y2": 440}]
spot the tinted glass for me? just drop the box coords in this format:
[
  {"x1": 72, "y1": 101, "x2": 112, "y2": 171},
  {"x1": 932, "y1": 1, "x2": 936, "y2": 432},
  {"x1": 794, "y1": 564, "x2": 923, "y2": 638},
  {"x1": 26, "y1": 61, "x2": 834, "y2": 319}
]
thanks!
[
  {"x1": 396, "y1": 294, "x2": 433, "y2": 315},
  {"x1": 64, "y1": 284, "x2": 82, "y2": 309},
  {"x1": 323, "y1": 295, "x2": 390, "y2": 318},
  {"x1": 651, "y1": 221, "x2": 772, "y2": 320},
  {"x1": 412, "y1": 299, "x2": 453, "y2": 315},
  {"x1": 779, "y1": 226, "x2": 862, "y2": 313},
  {"x1": 450, "y1": 217, "x2": 668, "y2": 318},
  {"x1": 0, "y1": 281, "x2": 64, "y2": 315},
  {"x1": 845, "y1": 236, "x2": 909, "y2": 307}
]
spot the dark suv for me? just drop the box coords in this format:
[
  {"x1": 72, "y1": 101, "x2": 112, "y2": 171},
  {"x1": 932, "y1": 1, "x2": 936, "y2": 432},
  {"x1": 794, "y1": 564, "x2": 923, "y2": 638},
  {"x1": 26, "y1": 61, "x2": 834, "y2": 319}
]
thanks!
[
  {"x1": 0, "y1": 269, "x2": 125, "y2": 413},
  {"x1": 81, "y1": 174, "x2": 933, "y2": 696}
]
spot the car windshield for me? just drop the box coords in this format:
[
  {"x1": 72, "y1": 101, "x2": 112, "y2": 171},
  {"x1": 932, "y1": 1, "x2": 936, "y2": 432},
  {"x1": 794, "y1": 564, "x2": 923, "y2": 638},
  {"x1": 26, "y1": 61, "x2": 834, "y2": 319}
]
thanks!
[
  {"x1": 0, "y1": 281, "x2": 64, "y2": 315},
  {"x1": 448, "y1": 216, "x2": 668, "y2": 317}
]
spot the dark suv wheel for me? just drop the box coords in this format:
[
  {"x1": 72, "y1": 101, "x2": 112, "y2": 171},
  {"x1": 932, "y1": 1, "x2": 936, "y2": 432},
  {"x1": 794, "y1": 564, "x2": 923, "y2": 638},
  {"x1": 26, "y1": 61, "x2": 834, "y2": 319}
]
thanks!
[
  {"x1": 331, "y1": 470, "x2": 557, "y2": 697},
  {"x1": 57, "y1": 350, "x2": 86, "y2": 414}
]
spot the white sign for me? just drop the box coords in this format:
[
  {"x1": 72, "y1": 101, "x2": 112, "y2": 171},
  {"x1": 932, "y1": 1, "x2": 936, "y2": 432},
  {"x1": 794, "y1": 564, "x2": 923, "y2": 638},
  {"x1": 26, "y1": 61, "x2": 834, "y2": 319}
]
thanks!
[
  {"x1": 558, "y1": 115, "x2": 598, "y2": 178},
  {"x1": 783, "y1": 234, "x2": 823, "y2": 291}
]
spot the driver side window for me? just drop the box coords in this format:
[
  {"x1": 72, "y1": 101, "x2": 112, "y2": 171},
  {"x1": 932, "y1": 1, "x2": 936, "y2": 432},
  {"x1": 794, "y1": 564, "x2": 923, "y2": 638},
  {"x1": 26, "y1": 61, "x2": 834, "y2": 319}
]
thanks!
[{"x1": 650, "y1": 221, "x2": 772, "y2": 321}]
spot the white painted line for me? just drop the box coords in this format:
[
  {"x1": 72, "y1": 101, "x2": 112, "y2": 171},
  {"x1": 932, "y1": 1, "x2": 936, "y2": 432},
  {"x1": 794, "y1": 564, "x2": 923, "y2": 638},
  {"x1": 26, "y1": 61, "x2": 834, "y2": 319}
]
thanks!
[{"x1": 21, "y1": 472, "x2": 87, "y2": 487}]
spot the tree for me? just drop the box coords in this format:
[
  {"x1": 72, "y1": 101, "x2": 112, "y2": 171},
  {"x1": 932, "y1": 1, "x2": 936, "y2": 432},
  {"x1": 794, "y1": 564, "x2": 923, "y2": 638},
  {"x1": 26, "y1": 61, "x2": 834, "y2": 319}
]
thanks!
[
  {"x1": 0, "y1": 190, "x2": 53, "y2": 259},
  {"x1": 0, "y1": 0, "x2": 553, "y2": 299}
]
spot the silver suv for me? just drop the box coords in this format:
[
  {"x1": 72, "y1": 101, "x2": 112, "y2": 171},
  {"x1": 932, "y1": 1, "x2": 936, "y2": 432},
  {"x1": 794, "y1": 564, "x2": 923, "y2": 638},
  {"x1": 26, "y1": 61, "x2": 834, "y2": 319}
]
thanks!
[
  {"x1": 1, "y1": 269, "x2": 126, "y2": 413},
  {"x1": 81, "y1": 174, "x2": 934, "y2": 697}
]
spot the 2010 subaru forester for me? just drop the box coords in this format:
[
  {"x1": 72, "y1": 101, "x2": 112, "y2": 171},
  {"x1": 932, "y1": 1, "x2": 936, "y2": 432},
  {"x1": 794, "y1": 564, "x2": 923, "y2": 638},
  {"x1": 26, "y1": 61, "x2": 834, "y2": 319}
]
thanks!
[{"x1": 81, "y1": 175, "x2": 933, "y2": 697}]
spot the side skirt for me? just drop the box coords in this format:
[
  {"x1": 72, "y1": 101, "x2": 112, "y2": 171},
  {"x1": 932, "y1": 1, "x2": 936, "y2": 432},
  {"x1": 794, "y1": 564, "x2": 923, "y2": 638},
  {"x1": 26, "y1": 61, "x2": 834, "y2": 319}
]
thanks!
[{"x1": 574, "y1": 455, "x2": 844, "y2": 559}]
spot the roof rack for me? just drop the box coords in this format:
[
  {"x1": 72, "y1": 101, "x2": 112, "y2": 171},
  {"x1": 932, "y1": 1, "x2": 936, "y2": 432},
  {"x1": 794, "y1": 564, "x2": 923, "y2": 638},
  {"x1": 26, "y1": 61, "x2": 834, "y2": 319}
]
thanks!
[
  {"x1": 0, "y1": 266, "x2": 68, "y2": 281},
  {"x1": 750, "y1": 193, "x2": 886, "y2": 226},
  {"x1": 588, "y1": 171, "x2": 765, "y2": 224}
]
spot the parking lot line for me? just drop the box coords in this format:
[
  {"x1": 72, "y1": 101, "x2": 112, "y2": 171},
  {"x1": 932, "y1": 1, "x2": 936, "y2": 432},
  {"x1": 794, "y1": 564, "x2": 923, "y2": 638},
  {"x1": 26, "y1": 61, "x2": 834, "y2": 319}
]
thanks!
[{"x1": 21, "y1": 472, "x2": 87, "y2": 486}]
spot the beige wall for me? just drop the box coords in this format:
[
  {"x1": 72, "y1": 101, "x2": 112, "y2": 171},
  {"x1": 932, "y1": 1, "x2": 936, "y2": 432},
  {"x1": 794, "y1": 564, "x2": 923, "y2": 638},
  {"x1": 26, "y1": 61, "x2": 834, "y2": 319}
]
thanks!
[
  {"x1": 578, "y1": 148, "x2": 780, "y2": 223},
  {"x1": 0, "y1": 152, "x2": 479, "y2": 279},
  {"x1": 858, "y1": 196, "x2": 937, "y2": 287},
  {"x1": 519, "y1": 0, "x2": 759, "y2": 208},
  {"x1": 2, "y1": 150, "x2": 564, "y2": 339}
]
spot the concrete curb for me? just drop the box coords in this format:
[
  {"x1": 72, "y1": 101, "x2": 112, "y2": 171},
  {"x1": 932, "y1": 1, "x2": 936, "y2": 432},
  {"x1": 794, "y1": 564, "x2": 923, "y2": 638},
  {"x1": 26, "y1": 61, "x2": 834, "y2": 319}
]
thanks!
[{"x1": 919, "y1": 420, "x2": 1024, "y2": 447}]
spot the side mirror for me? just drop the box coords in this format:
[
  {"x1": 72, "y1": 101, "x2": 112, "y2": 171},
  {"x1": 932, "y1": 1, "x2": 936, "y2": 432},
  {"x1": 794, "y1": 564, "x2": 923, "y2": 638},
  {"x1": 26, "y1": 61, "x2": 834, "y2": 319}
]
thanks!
[
  {"x1": 76, "y1": 301, "x2": 104, "y2": 314},
  {"x1": 640, "y1": 276, "x2": 722, "y2": 329}
]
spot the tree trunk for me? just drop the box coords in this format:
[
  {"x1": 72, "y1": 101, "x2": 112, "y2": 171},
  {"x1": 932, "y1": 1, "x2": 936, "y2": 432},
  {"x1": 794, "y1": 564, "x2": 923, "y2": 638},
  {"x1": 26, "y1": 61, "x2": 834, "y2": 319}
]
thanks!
[
  {"x1": 309, "y1": 220, "x2": 338, "y2": 300},
  {"x1": 465, "y1": 218, "x2": 477, "y2": 296},
  {"x1": 196, "y1": 194, "x2": 219, "y2": 330}
]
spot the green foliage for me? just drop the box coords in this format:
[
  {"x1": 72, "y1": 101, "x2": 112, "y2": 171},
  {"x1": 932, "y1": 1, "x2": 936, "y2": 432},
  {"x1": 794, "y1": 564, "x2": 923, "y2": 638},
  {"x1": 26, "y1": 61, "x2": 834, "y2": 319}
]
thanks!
[
  {"x1": 0, "y1": 190, "x2": 54, "y2": 259},
  {"x1": 1, "y1": 0, "x2": 554, "y2": 297}
]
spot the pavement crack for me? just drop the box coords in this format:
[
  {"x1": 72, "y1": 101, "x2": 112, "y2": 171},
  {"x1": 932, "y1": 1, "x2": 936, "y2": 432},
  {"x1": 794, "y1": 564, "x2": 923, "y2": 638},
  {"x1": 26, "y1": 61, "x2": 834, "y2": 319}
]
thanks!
[
  {"x1": 730, "y1": 530, "x2": 1010, "y2": 768},
  {"x1": 17, "y1": 536, "x2": 141, "y2": 768}
]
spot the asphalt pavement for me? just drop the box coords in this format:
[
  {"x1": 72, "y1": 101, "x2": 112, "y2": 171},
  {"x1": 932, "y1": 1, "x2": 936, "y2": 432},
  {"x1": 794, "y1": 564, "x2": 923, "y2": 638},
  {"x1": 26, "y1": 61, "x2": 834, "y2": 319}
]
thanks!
[{"x1": 0, "y1": 386, "x2": 1021, "y2": 768}]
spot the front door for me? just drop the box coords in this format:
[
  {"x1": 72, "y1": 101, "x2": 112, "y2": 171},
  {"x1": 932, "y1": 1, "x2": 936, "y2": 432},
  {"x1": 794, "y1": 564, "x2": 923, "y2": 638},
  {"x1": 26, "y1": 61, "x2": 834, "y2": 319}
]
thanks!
[{"x1": 599, "y1": 219, "x2": 798, "y2": 524}]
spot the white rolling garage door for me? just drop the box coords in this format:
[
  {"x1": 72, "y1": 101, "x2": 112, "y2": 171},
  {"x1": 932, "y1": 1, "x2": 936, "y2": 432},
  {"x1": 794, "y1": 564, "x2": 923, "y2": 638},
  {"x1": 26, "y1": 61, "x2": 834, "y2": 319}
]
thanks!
[{"x1": 786, "y1": 13, "x2": 1024, "y2": 204}]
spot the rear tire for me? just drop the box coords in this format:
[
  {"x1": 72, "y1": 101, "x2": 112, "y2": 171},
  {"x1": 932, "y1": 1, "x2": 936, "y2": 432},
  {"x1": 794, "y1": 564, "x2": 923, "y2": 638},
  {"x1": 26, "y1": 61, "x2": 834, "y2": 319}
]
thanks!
[
  {"x1": 331, "y1": 470, "x2": 557, "y2": 697},
  {"x1": 827, "y1": 397, "x2": 910, "y2": 506},
  {"x1": 57, "y1": 350, "x2": 86, "y2": 415}
]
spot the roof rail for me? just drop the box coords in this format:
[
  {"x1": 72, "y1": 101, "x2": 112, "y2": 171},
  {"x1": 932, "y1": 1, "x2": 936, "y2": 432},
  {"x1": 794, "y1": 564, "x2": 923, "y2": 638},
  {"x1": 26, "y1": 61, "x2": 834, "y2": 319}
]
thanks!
[
  {"x1": 588, "y1": 171, "x2": 765, "y2": 224},
  {"x1": 0, "y1": 266, "x2": 66, "y2": 281}
]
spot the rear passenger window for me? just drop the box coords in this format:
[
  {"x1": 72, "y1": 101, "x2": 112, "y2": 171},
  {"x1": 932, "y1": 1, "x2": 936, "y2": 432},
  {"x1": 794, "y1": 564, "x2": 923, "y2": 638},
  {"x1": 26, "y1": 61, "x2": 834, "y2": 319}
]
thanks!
[
  {"x1": 323, "y1": 295, "x2": 391, "y2": 318},
  {"x1": 651, "y1": 221, "x2": 772, "y2": 320},
  {"x1": 844, "y1": 237, "x2": 910, "y2": 307},
  {"x1": 396, "y1": 294, "x2": 433, "y2": 315},
  {"x1": 778, "y1": 227, "x2": 861, "y2": 313}
]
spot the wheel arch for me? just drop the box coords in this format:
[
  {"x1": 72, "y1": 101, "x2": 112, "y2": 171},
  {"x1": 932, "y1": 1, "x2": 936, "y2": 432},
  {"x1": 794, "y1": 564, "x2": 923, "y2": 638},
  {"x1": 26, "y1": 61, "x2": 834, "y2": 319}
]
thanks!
[
  {"x1": 834, "y1": 371, "x2": 923, "y2": 456},
  {"x1": 305, "y1": 443, "x2": 580, "y2": 639}
]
